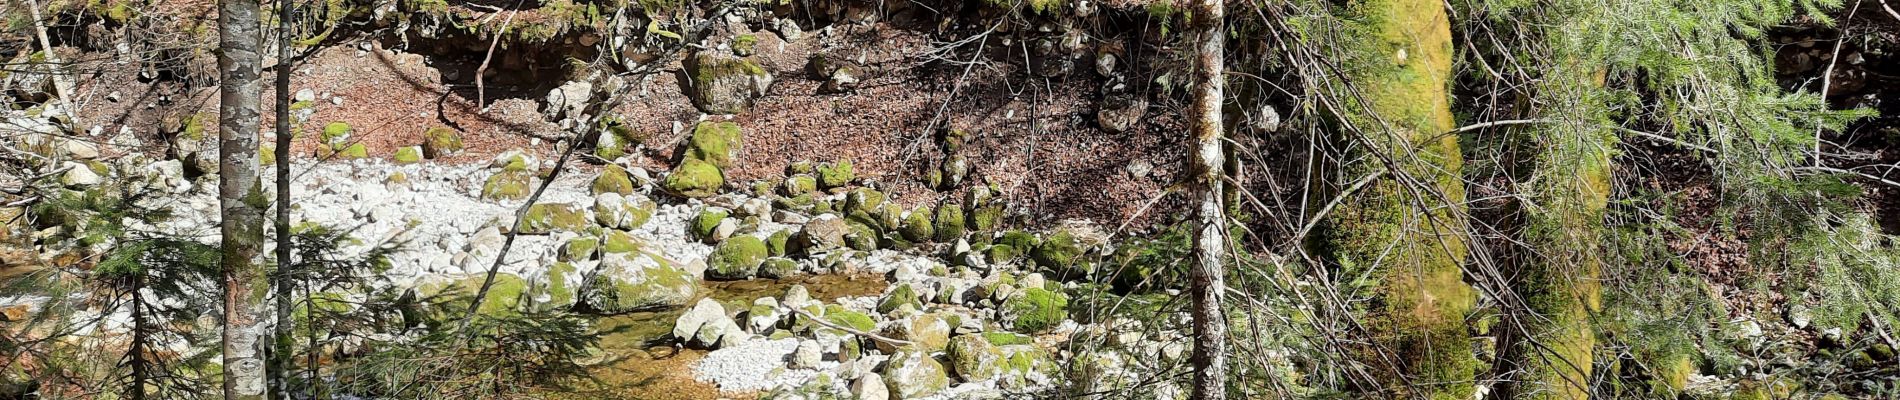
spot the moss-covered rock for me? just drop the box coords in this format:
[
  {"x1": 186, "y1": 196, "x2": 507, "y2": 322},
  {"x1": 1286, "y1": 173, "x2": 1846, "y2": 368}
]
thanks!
[
  {"x1": 797, "y1": 216, "x2": 851, "y2": 253},
  {"x1": 664, "y1": 159, "x2": 725, "y2": 198},
  {"x1": 934, "y1": 202, "x2": 966, "y2": 242},
  {"x1": 593, "y1": 117, "x2": 643, "y2": 160},
  {"x1": 707, "y1": 235, "x2": 768, "y2": 280},
  {"x1": 393, "y1": 146, "x2": 423, "y2": 164},
  {"x1": 516, "y1": 203, "x2": 591, "y2": 234},
  {"x1": 330, "y1": 142, "x2": 368, "y2": 159},
  {"x1": 592, "y1": 165, "x2": 637, "y2": 195},
  {"x1": 845, "y1": 221, "x2": 880, "y2": 251},
  {"x1": 419, "y1": 273, "x2": 529, "y2": 316},
  {"x1": 985, "y1": 244, "x2": 1021, "y2": 265},
  {"x1": 1001, "y1": 287, "x2": 1068, "y2": 333},
  {"x1": 594, "y1": 192, "x2": 656, "y2": 230},
  {"x1": 1032, "y1": 230, "x2": 1088, "y2": 275},
  {"x1": 817, "y1": 160, "x2": 853, "y2": 189},
  {"x1": 948, "y1": 334, "x2": 1006, "y2": 381},
  {"x1": 560, "y1": 237, "x2": 599, "y2": 262},
  {"x1": 759, "y1": 257, "x2": 799, "y2": 279},
  {"x1": 422, "y1": 126, "x2": 463, "y2": 158},
  {"x1": 321, "y1": 121, "x2": 353, "y2": 148},
  {"x1": 685, "y1": 121, "x2": 744, "y2": 169},
  {"x1": 969, "y1": 203, "x2": 1004, "y2": 232},
  {"x1": 877, "y1": 283, "x2": 923, "y2": 315},
  {"x1": 822, "y1": 304, "x2": 876, "y2": 332},
  {"x1": 482, "y1": 170, "x2": 535, "y2": 201},
  {"x1": 535, "y1": 262, "x2": 582, "y2": 311},
  {"x1": 782, "y1": 174, "x2": 818, "y2": 195},
  {"x1": 685, "y1": 52, "x2": 773, "y2": 114},
  {"x1": 583, "y1": 252, "x2": 699, "y2": 313},
  {"x1": 882, "y1": 348, "x2": 950, "y2": 399},
  {"x1": 882, "y1": 313, "x2": 951, "y2": 353},
  {"x1": 766, "y1": 229, "x2": 793, "y2": 256},
  {"x1": 844, "y1": 187, "x2": 886, "y2": 214},
  {"x1": 900, "y1": 206, "x2": 936, "y2": 243},
  {"x1": 691, "y1": 208, "x2": 730, "y2": 240},
  {"x1": 600, "y1": 229, "x2": 642, "y2": 254}
]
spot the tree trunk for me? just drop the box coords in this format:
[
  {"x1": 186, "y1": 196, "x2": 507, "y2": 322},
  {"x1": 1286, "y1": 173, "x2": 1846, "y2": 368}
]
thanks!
[
  {"x1": 1186, "y1": 0, "x2": 1227, "y2": 398},
  {"x1": 218, "y1": 0, "x2": 269, "y2": 395},
  {"x1": 18, "y1": 0, "x2": 82, "y2": 131},
  {"x1": 1319, "y1": 0, "x2": 1477, "y2": 397},
  {"x1": 268, "y1": 0, "x2": 295, "y2": 396}
]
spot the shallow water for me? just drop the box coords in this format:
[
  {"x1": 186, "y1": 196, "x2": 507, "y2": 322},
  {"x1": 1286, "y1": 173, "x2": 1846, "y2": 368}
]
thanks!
[{"x1": 545, "y1": 273, "x2": 888, "y2": 399}]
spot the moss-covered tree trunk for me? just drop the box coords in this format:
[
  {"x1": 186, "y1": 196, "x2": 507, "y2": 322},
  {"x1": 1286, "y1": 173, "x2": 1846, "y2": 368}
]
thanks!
[
  {"x1": 218, "y1": 0, "x2": 268, "y2": 395},
  {"x1": 1186, "y1": 0, "x2": 1227, "y2": 397},
  {"x1": 1319, "y1": 0, "x2": 1477, "y2": 397}
]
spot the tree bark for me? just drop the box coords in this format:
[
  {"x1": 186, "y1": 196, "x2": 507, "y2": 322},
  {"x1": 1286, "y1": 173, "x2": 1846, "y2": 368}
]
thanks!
[
  {"x1": 1186, "y1": 0, "x2": 1227, "y2": 398},
  {"x1": 218, "y1": 0, "x2": 269, "y2": 395},
  {"x1": 1319, "y1": 0, "x2": 1476, "y2": 397},
  {"x1": 268, "y1": 0, "x2": 295, "y2": 397}
]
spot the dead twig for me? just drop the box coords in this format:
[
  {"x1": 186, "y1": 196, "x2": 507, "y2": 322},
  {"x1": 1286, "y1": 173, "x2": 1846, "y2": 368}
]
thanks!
[{"x1": 790, "y1": 308, "x2": 916, "y2": 347}]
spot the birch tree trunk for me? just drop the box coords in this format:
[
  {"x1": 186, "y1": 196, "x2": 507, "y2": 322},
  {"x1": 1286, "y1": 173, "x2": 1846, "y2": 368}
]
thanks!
[
  {"x1": 218, "y1": 0, "x2": 269, "y2": 395},
  {"x1": 1319, "y1": 0, "x2": 1477, "y2": 397},
  {"x1": 19, "y1": 0, "x2": 83, "y2": 130},
  {"x1": 1186, "y1": 0, "x2": 1227, "y2": 397}
]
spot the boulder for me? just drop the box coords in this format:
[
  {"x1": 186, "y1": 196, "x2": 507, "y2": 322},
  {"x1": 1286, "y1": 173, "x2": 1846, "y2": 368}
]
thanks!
[
  {"x1": 673, "y1": 298, "x2": 728, "y2": 339},
  {"x1": 759, "y1": 257, "x2": 800, "y2": 279},
  {"x1": 685, "y1": 121, "x2": 744, "y2": 169},
  {"x1": 422, "y1": 126, "x2": 463, "y2": 158},
  {"x1": 482, "y1": 170, "x2": 535, "y2": 201},
  {"x1": 1001, "y1": 287, "x2": 1068, "y2": 333},
  {"x1": 876, "y1": 283, "x2": 923, "y2": 315},
  {"x1": 418, "y1": 273, "x2": 528, "y2": 317},
  {"x1": 393, "y1": 146, "x2": 423, "y2": 164},
  {"x1": 882, "y1": 312, "x2": 951, "y2": 353},
  {"x1": 934, "y1": 202, "x2": 966, "y2": 242},
  {"x1": 817, "y1": 160, "x2": 853, "y2": 189},
  {"x1": 851, "y1": 373, "x2": 889, "y2": 400},
  {"x1": 706, "y1": 235, "x2": 768, "y2": 280},
  {"x1": 59, "y1": 162, "x2": 102, "y2": 187},
  {"x1": 881, "y1": 348, "x2": 949, "y2": 398},
  {"x1": 664, "y1": 159, "x2": 724, "y2": 198},
  {"x1": 516, "y1": 203, "x2": 591, "y2": 235},
  {"x1": 745, "y1": 296, "x2": 782, "y2": 333},
  {"x1": 792, "y1": 339, "x2": 824, "y2": 370},
  {"x1": 685, "y1": 52, "x2": 773, "y2": 114},
  {"x1": 691, "y1": 208, "x2": 731, "y2": 241},
  {"x1": 584, "y1": 251, "x2": 699, "y2": 313},
  {"x1": 798, "y1": 215, "x2": 851, "y2": 253},
  {"x1": 592, "y1": 165, "x2": 637, "y2": 195},
  {"x1": 594, "y1": 192, "x2": 655, "y2": 230},
  {"x1": 947, "y1": 334, "x2": 1005, "y2": 381}
]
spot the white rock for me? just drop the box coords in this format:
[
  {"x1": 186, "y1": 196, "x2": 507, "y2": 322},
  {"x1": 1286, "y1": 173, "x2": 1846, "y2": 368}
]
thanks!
[
  {"x1": 65, "y1": 140, "x2": 99, "y2": 159},
  {"x1": 60, "y1": 162, "x2": 102, "y2": 187},
  {"x1": 791, "y1": 339, "x2": 822, "y2": 370},
  {"x1": 851, "y1": 373, "x2": 888, "y2": 400},
  {"x1": 674, "y1": 298, "x2": 727, "y2": 340},
  {"x1": 294, "y1": 88, "x2": 316, "y2": 102}
]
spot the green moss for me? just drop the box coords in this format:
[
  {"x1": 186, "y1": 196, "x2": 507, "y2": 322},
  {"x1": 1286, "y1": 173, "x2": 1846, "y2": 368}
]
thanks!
[
  {"x1": 689, "y1": 57, "x2": 768, "y2": 102},
  {"x1": 561, "y1": 237, "x2": 600, "y2": 261},
  {"x1": 1001, "y1": 287, "x2": 1067, "y2": 333},
  {"x1": 691, "y1": 208, "x2": 730, "y2": 239},
  {"x1": 592, "y1": 165, "x2": 636, "y2": 195},
  {"x1": 759, "y1": 257, "x2": 799, "y2": 278},
  {"x1": 421, "y1": 273, "x2": 528, "y2": 316},
  {"x1": 683, "y1": 121, "x2": 743, "y2": 169},
  {"x1": 822, "y1": 304, "x2": 876, "y2": 332},
  {"x1": 877, "y1": 283, "x2": 923, "y2": 315},
  {"x1": 541, "y1": 261, "x2": 579, "y2": 310},
  {"x1": 1031, "y1": 230, "x2": 1083, "y2": 273},
  {"x1": 585, "y1": 254, "x2": 698, "y2": 313},
  {"x1": 422, "y1": 126, "x2": 463, "y2": 158},
  {"x1": 334, "y1": 142, "x2": 368, "y2": 159},
  {"x1": 845, "y1": 221, "x2": 879, "y2": 251},
  {"x1": 393, "y1": 146, "x2": 423, "y2": 164},
  {"x1": 817, "y1": 160, "x2": 853, "y2": 189},
  {"x1": 482, "y1": 170, "x2": 534, "y2": 200},
  {"x1": 901, "y1": 207, "x2": 936, "y2": 243},
  {"x1": 732, "y1": 34, "x2": 759, "y2": 56},
  {"x1": 934, "y1": 202, "x2": 966, "y2": 242},
  {"x1": 766, "y1": 230, "x2": 793, "y2": 256},
  {"x1": 321, "y1": 121, "x2": 352, "y2": 146},
  {"x1": 664, "y1": 159, "x2": 725, "y2": 198},
  {"x1": 707, "y1": 235, "x2": 767, "y2": 280},
  {"x1": 969, "y1": 204, "x2": 1004, "y2": 232},
  {"x1": 782, "y1": 174, "x2": 818, "y2": 195},
  {"x1": 517, "y1": 203, "x2": 591, "y2": 234},
  {"x1": 980, "y1": 332, "x2": 1033, "y2": 346},
  {"x1": 600, "y1": 230, "x2": 641, "y2": 254}
]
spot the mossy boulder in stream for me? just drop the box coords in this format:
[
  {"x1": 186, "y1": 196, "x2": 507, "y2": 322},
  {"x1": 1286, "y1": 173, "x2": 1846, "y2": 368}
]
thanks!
[
  {"x1": 533, "y1": 262, "x2": 582, "y2": 311},
  {"x1": 948, "y1": 334, "x2": 1006, "y2": 381},
  {"x1": 877, "y1": 283, "x2": 923, "y2": 315},
  {"x1": 900, "y1": 206, "x2": 936, "y2": 243},
  {"x1": 880, "y1": 313, "x2": 951, "y2": 353},
  {"x1": 516, "y1": 203, "x2": 591, "y2": 235},
  {"x1": 560, "y1": 237, "x2": 599, "y2": 262},
  {"x1": 583, "y1": 252, "x2": 699, "y2": 313},
  {"x1": 706, "y1": 235, "x2": 768, "y2": 280},
  {"x1": 664, "y1": 159, "x2": 724, "y2": 198},
  {"x1": 759, "y1": 257, "x2": 800, "y2": 279}
]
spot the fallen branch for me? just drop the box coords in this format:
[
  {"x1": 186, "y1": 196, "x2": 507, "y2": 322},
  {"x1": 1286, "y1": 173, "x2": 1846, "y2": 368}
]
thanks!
[{"x1": 474, "y1": 3, "x2": 521, "y2": 111}]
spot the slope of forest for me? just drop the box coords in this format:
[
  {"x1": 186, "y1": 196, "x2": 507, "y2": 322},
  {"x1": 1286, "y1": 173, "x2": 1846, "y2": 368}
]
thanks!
[{"x1": 3, "y1": 0, "x2": 1900, "y2": 398}]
